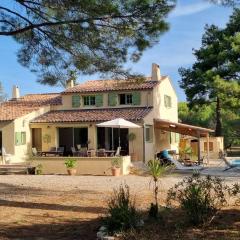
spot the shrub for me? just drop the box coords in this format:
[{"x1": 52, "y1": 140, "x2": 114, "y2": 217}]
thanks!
[
  {"x1": 103, "y1": 184, "x2": 139, "y2": 234},
  {"x1": 35, "y1": 164, "x2": 43, "y2": 175},
  {"x1": 147, "y1": 159, "x2": 167, "y2": 218},
  {"x1": 64, "y1": 159, "x2": 77, "y2": 169},
  {"x1": 166, "y1": 174, "x2": 240, "y2": 226}
]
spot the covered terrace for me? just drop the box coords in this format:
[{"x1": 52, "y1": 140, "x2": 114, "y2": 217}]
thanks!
[{"x1": 154, "y1": 119, "x2": 215, "y2": 164}]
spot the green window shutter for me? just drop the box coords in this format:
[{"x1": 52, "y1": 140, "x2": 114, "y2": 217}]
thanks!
[
  {"x1": 72, "y1": 95, "x2": 80, "y2": 108},
  {"x1": 108, "y1": 93, "x2": 117, "y2": 106},
  {"x1": 132, "y1": 92, "x2": 141, "y2": 105},
  {"x1": 21, "y1": 132, "x2": 26, "y2": 145},
  {"x1": 95, "y1": 94, "x2": 103, "y2": 107},
  {"x1": 15, "y1": 132, "x2": 21, "y2": 146}
]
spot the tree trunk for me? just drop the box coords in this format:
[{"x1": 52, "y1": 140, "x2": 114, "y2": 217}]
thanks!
[{"x1": 215, "y1": 97, "x2": 222, "y2": 136}]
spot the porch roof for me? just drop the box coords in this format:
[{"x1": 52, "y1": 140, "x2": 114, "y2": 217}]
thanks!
[
  {"x1": 154, "y1": 119, "x2": 214, "y2": 137},
  {"x1": 31, "y1": 107, "x2": 152, "y2": 123}
]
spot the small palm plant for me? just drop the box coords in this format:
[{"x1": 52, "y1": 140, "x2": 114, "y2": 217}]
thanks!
[{"x1": 148, "y1": 159, "x2": 167, "y2": 218}]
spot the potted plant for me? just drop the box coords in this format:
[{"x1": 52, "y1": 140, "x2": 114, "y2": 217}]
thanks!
[
  {"x1": 35, "y1": 164, "x2": 43, "y2": 175},
  {"x1": 128, "y1": 132, "x2": 138, "y2": 161},
  {"x1": 64, "y1": 159, "x2": 77, "y2": 175},
  {"x1": 182, "y1": 146, "x2": 193, "y2": 160},
  {"x1": 111, "y1": 158, "x2": 121, "y2": 176}
]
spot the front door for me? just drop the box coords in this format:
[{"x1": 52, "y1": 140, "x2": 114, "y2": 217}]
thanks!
[{"x1": 32, "y1": 128, "x2": 42, "y2": 151}]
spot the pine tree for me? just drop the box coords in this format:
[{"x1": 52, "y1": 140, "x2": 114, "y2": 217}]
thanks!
[
  {"x1": 0, "y1": 0, "x2": 176, "y2": 86},
  {"x1": 179, "y1": 9, "x2": 240, "y2": 136}
]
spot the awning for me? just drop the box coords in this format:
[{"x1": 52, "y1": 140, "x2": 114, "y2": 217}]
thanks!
[{"x1": 154, "y1": 119, "x2": 214, "y2": 137}]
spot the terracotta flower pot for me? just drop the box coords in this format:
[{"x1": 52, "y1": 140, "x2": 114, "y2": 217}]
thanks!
[
  {"x1": 111, "y1": 167, "x2": 121, "y2": 176},
  {"x1": 67, "y1": 168, "x2": 77, "y2": 176}
]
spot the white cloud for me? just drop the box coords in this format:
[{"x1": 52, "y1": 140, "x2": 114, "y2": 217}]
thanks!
[{"x1": 170, "y1": 2, "x2": 213, "y2": 18}]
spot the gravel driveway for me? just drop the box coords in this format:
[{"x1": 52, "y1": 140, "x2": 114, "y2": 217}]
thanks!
[{"x1": 0, "y1": 174, "x2": 239, "y2": 240}]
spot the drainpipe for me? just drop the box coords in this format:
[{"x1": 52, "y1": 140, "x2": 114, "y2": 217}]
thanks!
[{"x1": 142, "y1": 122, "x2": 145, "y2": 163}]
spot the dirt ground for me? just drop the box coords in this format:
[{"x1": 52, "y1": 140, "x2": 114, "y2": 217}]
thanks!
[{"x1": 0, "y1": 174, "x2": 239, "y2": 240}]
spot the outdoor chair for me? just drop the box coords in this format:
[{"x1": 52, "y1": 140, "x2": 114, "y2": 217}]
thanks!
[
  {"x1": 115, "y1": 147, "x2": 121, "y2": 157},
  {"x1": 167, "y1": 157, "x2": 204, "y2": 171},
  {"x1": 57, "y1": 147, "x2": 64, "y2": 156},
  {"x1": 88, "y1": 149, "x2": 96, "y2": 157},
  {"x1": 79, "y1": 149, "x2": 88, "y2": 157},
  {"x1": 2, "y1": 147, "x2": 13, "y2": 164},
  {"x1": 49, "y1": 147, "x2": 56, "y2": 152},
  {"x1": 222, "y1": 156, "x2": 240, "y2": 171},
  {"x1": 76, "y1": 144, "x2": 81, "y2": 150},
  {"x1": 32, "y1": 147, "x2": 40, "y2": 157},
  {"x1": 71, "y1": 147, "x2": 77, "y2": 156},
  {"x1": 98, "y1": 149, "x2": 107, "y2": 157}
]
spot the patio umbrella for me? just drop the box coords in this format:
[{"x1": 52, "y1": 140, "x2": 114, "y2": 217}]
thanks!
[{"x1": 96, "y1": 118, "x2": 141, "y2": 148}]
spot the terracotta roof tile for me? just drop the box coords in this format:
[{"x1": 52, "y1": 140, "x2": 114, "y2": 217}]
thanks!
[
  {"x1": 0, "y1": 93, "x2": 62, "y2": 121},
  {"x1": 31, "y1": 107, "x2": 152, "y2": 123},
  {"x1": 62, "y1": 77, "x2": 166, "y2": 94}
]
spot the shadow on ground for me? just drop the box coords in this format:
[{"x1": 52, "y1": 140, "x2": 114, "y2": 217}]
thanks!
[
  {"x1": 0, "y1": 219, "x2": 101, "y2": 240},
  {"x1": 0, "y1": 198, "x2": 106, "y2": 213}
]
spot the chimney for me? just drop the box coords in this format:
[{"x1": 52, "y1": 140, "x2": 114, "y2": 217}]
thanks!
[
  {"x1": 66, "y1": 79, "x2": 74, "y2": 88},
  {"x1": 12, "y1": 85, "x2": 20, "y2": 100},
  {"x1": 151, "y1": 63, "x2": 161, "y2": 81}
]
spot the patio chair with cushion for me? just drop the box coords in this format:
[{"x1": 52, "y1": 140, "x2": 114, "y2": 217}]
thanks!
[
  {"x1": 115, "y1": 147, "x2": 121, "y2": 157},
  {"x1": 168, "y1": 157, "x2": 204, "y2": 171},
  {"x1": 222, "y1": 156, "x2": 240, "y2": 171}
]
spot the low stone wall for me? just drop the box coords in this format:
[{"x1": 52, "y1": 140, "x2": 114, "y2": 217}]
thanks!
[{"x1": 30, "y1": 156, "x2": 131, "y2": 176}]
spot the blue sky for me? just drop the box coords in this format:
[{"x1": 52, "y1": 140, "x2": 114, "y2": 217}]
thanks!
[{"x1": 0, "y1": 0, "x2": 233, "y2": 101}]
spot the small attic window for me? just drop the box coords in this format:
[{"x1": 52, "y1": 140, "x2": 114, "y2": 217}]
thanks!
[{"x1": 164, "y1": 95, "x2": 172, "y2": 108}]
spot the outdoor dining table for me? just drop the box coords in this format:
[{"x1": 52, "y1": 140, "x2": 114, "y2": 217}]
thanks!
[
  {"x1": 86, "y1": 150, "x2": 116, "y2": 157},
  {"x1": 39, "y1": 151, "x2": 63, "y2": 157}
]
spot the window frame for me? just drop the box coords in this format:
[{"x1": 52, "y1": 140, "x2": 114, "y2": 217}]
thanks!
[
  {"x1": 204, "y1": 142, "x2": 214, "y2": 152},
  {"x1": 119, "y1": 93, "x2": 133, "y2": 105},
  {"x1": 83, "y1": 95, "x2": 96, "y2": 106}
]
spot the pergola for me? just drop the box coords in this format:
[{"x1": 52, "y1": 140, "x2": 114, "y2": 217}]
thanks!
[{"x1": 154, "y1": 119, "x2": 215, "y2": 164}]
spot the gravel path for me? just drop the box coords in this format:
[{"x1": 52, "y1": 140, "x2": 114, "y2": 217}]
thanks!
[
  {"x1": 0, "y1": 173, "x2": 239, "y2": 193},
  {"x1": 0, "y1": 174, "x2": 184, "y2": 193}
]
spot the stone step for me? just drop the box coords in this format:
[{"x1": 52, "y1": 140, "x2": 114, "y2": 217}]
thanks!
[{"x1": 0, "y1": 164, "x2": 34, "y2": 175}]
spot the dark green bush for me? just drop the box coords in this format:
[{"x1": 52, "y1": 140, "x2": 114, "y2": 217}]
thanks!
[
  {"x1": 166, "y1": 174, "x2": 240, "y2": 226},
  {"x1": 103, "y1": 184, "x2": 139, "y2": 234}
]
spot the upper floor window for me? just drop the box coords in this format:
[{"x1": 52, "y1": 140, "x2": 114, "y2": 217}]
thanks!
[
  {"x1": 119, "y1": 93, "x2": 132, "y2": 105},
  {"x1": 84, "y1": 96, "x2": 95, "y2": 106},
  {"x1": 164, "y1": 95, "x2": 172, "y2": 108}
]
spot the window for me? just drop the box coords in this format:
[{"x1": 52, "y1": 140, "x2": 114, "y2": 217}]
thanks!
[
  {"x1": 119, "y1": 93, "x2": 132, "y2": 105},
  {"x1": 83, "y1": 96, "x2": 95, "y2": 106},
  {"x1": 204, "y1": 142, "x2": 214, "y2": 152},
  {"x1": 15, "y1": 132, "x2": 26, "y2": 146},
  {"x1": 164, "y1": 95, "x2": 172, "y2": 108},
  {"x1": 72, "y1": 95, "x2": 80, "y2": 108},
  {"x1": 145, "y1": 125, "x2": 153, "y2": 142}
]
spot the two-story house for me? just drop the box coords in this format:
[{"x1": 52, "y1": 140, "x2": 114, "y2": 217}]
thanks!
[{"x1": 0, "y1": 63, "x2": 179, "y2": 164}]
